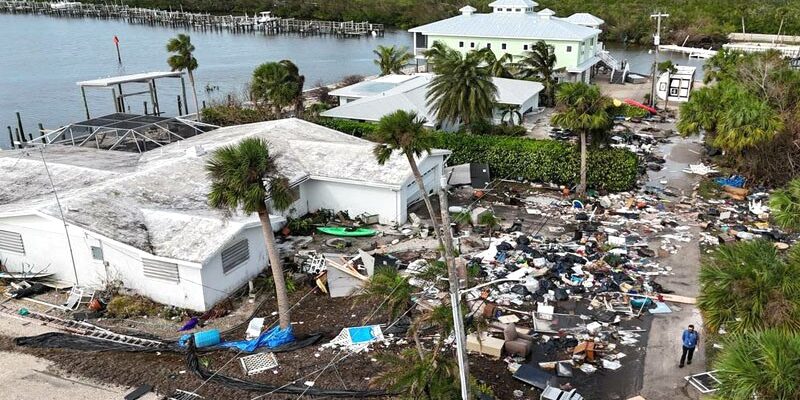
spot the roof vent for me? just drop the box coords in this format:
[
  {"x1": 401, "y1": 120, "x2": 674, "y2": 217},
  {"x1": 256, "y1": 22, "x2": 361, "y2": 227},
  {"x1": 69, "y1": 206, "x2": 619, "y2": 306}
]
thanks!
[
  {"x1": 459, "y1": 5, "x2": 477, "y2": 16},
  {"x1": 538, "y1": 8, "x2": 555, "y2": 19}
]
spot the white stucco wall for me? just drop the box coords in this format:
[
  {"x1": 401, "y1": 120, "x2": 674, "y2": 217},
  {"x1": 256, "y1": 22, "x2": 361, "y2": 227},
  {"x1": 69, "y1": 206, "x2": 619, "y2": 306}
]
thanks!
[
  {"x1": 303, "y1": 179, "x2": 402, "y2": 225},
  {"x1": 200, "y1": 224, "x2": 270, "y2": 309},
  {"x1": 0, "y1": 213, "x2": 207, "y2": 311}
]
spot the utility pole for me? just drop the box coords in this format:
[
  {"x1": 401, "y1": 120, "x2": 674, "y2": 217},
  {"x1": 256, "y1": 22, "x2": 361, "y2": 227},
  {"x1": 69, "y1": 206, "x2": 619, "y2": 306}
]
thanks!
[
  {"x1": 113, "y1": 35, "x2": 122, "y2": 64},
  {"x1": 438, "y1": 176, "x2": 470, "y2": 400},
  {"x1": 650, "y1": 12, "x2": 669, "y2": 108}
]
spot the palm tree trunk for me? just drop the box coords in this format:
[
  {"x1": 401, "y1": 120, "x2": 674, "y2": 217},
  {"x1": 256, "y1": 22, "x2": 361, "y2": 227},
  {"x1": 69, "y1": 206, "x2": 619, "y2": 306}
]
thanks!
[
  {"x1": 405, "y1": 152, "x2": 445, "y2": 251},
  {"x1": 188, "y1": 70, "x2": 202, "y2": 122},
  {"x1": 258, "y1": 210, "x2": 291, "y2": 329},
  {"x1": 578, "y1": 131, "x2": 588, "y2": 196}
]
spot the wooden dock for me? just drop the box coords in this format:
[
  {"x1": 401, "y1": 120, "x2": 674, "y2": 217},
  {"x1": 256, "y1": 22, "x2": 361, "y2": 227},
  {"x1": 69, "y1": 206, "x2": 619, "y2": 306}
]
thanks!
[{"x1": 0, "y1": 1, "x2": 385, "y2": 37}]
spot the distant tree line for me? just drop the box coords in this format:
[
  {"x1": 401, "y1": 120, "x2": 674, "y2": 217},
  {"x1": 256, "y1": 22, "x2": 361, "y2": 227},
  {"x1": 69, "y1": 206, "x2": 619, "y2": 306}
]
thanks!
[{"x1": 79, "y1": 0, "x2": 800, "y2": 44}]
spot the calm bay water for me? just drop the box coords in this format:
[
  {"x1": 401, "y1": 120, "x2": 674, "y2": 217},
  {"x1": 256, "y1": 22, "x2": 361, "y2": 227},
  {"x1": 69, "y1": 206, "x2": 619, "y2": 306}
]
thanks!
[
  {"x1": 0, "y1": 13, "x2": 410, "y2": 147},
  {"x1": 0, "y1": 13, "x2": 705, "y2": 149}
]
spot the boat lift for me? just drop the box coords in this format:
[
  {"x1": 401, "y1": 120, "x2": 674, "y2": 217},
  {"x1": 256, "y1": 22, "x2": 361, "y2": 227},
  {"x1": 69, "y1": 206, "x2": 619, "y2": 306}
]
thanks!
[{"x1": 77, "y1": 71, "x2": 189, "y2": 119}]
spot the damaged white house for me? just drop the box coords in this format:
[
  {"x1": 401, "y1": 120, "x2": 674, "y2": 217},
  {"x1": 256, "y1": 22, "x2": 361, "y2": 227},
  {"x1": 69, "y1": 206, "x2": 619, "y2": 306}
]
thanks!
[{"x1": 0, "y1": 118, "x2": 449, "y2": 310}]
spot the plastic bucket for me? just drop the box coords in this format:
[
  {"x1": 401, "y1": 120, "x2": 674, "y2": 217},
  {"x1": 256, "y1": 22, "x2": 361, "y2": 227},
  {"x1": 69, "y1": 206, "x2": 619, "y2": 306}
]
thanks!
[{"x1": 193, "y1": 329, "x2": 221, "y2": 348}]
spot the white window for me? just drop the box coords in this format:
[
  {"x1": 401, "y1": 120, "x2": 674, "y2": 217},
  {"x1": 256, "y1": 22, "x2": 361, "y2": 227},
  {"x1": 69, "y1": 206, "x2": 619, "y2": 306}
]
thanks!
[
  {"x1": 523, "y1": 44, "x2": 529, "y2": 51},
  {"x1": 142, "y1": 258, "x2": 180, "y2": 283},
  {"x1": 502, "y1": 43, "x2": 507, "y2": 50},
  {"x1": 459, "y1": 41, "x2": 464, "y2": 48},
  {"x1": 470, "y1": 42, "x2": 475, "y2": 48},
  {"x1": 567, "y1": 46, "x2": 573, "y2": 52},
  {"x1": 0, "y1": 229, "x2": 24, "y2": 254},
  {"x1": 221, "y1": 239, "x2": 249, "y2": 274}
]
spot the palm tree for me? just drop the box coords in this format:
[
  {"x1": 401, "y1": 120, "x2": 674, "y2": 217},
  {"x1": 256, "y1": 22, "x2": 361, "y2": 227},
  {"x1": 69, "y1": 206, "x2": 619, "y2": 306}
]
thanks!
[
  {"x1": 498, "y1": 103, "x2": 522, "y2": 126},
  {"x1": 422, "y1": 41, "x2": 456, "y2": 73},
  {"x1": 713, "y1": 93, "x2": 782, "y2": 153},
  {"x1": 279, "y1": 60, "x2": 305, "y2": 118},
  {"x1": 167, "y1": 34, "x2": 201, "y2": 121},
  {"x1": 476, "y1": 47, "x2": 514, "y2": 78},
  {"x1": 517, "y1": 41, "x2": 563, "y2": 107},
  {"x1": 698, "y1": 240, "x2": 800, "y2": 334},
  {"x1": 372, "y1": 110, "x2": 445, "y2": 249},
  {"x1": 205, "y1": 137, "x2": 296, "y2": 329},
  {"x1": 550, "y1": 82, "x2": 612, "y2": 196},
  {"x1": 426, "y1": 49, "x2": 497, "y2": 127},
  {"x1": 714, "y1": 330, "x2": 800, "y2": 400},
  {"x1": 703, "y1": 48, "x2": 742, "y2": 84},
  {"x1": 251, "y1": 61, "x2": 303, "y2": 118},
  {"x1": 374, "y1": 348, "x2": 460, "y2": 399},
  {"x1": 657, "y1": 60, "x2": 677, "y2": 110},
  {"x1": 373, "y1": 45, "x2": 413, "y2": 76},
  {"x1": 359, "y1": 266, "x2": 414, "y2": 325},
  {"x1": 771, "y1": 178, "x2": 800, "y2": 231}
]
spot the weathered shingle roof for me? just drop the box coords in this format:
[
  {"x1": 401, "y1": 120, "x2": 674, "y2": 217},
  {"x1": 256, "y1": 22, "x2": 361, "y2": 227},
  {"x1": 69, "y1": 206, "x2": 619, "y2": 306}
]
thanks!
[
  {"x1": 409, "y1": 11, "x2": 600, "y2": 41},
  {"x1": 0, "y1": 119, "x2": 447, "y2": 263}
]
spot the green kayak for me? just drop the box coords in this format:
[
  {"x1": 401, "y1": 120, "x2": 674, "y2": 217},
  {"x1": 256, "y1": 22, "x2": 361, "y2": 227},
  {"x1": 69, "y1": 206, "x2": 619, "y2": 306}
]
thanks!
[{"x1": 316, "y1": 226, "x2": 377, "y2": 237}]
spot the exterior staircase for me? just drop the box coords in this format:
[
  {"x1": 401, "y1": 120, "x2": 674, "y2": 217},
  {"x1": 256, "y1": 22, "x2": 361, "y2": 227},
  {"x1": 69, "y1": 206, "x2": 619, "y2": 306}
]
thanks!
[{"x1": 598, "y1": 50, "x2": 628, "y2": 84}]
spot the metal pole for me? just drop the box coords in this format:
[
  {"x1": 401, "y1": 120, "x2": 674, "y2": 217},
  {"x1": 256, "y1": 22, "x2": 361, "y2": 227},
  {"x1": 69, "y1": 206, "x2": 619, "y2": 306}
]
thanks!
[
  {"x1": 80, "y1": 86, "x2": 90, "y2": 119},
  {"x1": 40, "y1": 147, "x2": 80, "y2": 286},
  {"x1": 439, "y1": 176, "x2": 470, "y2": 400},
  {"x1": 180, "y1": 76, "x2": 189, "y2": 115},
  {"x1": 649, "y1": 12, "x2": 669, "y2": 108}
]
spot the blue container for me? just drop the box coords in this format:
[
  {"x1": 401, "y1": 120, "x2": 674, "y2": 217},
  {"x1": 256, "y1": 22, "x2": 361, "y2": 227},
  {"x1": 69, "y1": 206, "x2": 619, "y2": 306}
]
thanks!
[{"x1": 193, "y1": 329, "x2": 221, "y2": 348}]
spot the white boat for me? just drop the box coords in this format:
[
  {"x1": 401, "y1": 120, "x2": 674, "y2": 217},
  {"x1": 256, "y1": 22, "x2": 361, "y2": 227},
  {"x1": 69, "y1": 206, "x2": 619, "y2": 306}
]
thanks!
[
  {"x1": 49, "y1": 1, "x2": 82, "y2": 10},
  {"x1": 256, "y1": 11, "x2": 277, "y2": 24}
]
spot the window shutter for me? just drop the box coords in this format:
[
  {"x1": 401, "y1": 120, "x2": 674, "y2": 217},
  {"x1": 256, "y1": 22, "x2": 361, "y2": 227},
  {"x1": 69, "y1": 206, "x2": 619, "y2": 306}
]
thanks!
[
  {"x1": 142, "y1": 258, "x2": 180, "y2": 282},
  {"x1": 221, "y1": 239, "x2": 249, "y2": 274},
  {"x1": 0, "y1": 230, "x2": 25, "y2": 254}
]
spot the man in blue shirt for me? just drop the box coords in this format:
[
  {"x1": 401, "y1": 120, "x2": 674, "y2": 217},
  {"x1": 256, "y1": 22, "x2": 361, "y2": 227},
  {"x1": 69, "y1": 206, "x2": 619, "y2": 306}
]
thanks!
[{"x1": 679, "y1": 324, "x2": 700, "y2": 368}]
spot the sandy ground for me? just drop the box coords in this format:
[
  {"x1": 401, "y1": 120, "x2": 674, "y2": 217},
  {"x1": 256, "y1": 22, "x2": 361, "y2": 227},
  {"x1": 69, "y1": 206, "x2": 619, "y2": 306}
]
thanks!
[
  {"x1": 0, "y1": 313, "x2": 160, "y2": 400},
  {"x1": 639, "y1": 135, "x2": 708, "y2": 400}
]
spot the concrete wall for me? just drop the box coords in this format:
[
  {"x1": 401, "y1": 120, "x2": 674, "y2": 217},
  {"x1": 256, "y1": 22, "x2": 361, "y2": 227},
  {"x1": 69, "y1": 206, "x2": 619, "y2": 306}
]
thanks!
[
  {"x1": 200, "y1": 224, "x2": 270, "y2": 310},
  {"x1": 303, "y1": 179, "x2": 402, "y2": 224},
  {"x1": 0, "y1": 213, "x2": 207, "y2": 310},
  {"x1": 424, "y1": 34, "x2": 598, "y2": 69}
]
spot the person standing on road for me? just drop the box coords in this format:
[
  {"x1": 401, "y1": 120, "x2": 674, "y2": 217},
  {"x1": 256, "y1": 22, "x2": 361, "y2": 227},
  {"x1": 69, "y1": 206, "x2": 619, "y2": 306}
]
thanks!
[{"x1": 679, "y1": 324, "x2": 700, "y2": 368}]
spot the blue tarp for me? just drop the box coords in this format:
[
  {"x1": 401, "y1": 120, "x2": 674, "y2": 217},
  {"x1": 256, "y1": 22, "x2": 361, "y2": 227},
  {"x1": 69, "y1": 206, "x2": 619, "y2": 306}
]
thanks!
[
  {"x1": 178, "y1": 326, "x2": 295, "y2": 352},
  {"x1": 715, "y1": 175, "x2": 746, "y2": 188},
  {"x1": 218, "y1": 326, "x2": 295, "y2": 352}
]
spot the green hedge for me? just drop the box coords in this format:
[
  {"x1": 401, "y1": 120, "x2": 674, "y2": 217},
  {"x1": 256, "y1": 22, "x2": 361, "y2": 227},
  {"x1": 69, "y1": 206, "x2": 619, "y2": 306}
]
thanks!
[
  {"x1": 315, "y1": 117, "x2": 377, "y2": 138},
  {"x1": 315, "y1": 118, "x2": 639, "y2": 192},
  {"x1": 431, "y1": 133, "x2": 639, "y2": 192}
]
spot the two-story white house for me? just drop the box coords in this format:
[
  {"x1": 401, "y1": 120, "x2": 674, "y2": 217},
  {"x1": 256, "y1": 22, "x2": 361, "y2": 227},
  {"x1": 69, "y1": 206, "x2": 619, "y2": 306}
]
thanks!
[{"x1": 408, "y1": 0, "x2": 603, "y2": 83}]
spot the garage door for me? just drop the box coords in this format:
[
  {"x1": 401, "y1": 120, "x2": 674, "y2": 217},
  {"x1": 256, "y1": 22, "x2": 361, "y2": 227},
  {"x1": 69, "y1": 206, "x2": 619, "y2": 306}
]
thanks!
[{"x1": 405, "y1": 166, "x2": 438, "y2": 204}]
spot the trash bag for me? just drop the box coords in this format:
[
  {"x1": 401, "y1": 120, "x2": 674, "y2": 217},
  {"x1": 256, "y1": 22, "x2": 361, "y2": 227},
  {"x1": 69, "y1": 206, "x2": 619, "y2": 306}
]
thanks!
[
  {"x1": 496, "y1": 242, "x2": 514, "y2": 251},
  {"x1": 516, "y1": 235, "x2": 530, "y2": 246},
  {"x1": 511, "y1": 285, "x2": 530, "y2": 296},
  {"x1": 554, "y1": 288, "x2": 569, "y2": 301}
]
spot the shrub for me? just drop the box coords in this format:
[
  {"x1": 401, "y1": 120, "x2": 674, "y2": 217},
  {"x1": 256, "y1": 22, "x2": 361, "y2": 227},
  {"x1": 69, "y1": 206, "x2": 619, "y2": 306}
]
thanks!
[
  {"x1": 430, "y1": 132, "x2": 639, "y2": 192},
  {"x1": 201, "y1": 104, "x2": 272, "y2": 126},
  {"x1": 468, "y1": 119, "x2": 527, "y2": 136},
  {"x1": 106, "y1": 294, "x2": 162, "y2": 318},
  {"x1": 315, "y1": 117, "x2": 378, "y2": 138},
  {"x1": 314, "y1": 118, "x2": 639, "y2": 191},
  {"x1": 609, "y1": 104, "x2": 650, "y2": 119}
]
